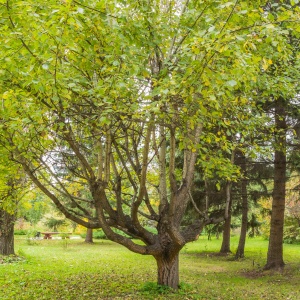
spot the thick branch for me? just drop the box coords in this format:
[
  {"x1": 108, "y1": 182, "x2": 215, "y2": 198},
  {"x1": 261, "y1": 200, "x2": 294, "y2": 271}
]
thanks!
[{"x1": 158, "y1": 125, "x2": 168, "y2": 213}]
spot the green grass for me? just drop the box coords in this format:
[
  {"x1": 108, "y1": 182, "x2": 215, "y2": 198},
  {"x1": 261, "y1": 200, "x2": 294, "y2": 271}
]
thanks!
[{"x1": 0, "y1": 235, "x2": 299, "y2": 299}]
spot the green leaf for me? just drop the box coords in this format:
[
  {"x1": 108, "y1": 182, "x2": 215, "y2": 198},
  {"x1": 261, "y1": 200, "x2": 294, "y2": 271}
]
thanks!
[
  {"x1": 42, "y1": 64, "x2": 49, "y2": 70},
  {"x1": 227, "y1": 80, "x2": 237, "y2": 87}
]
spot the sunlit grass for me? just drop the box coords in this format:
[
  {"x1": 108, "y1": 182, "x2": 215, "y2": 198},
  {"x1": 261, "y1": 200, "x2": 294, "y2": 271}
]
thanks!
[{"x1": 0, "y1": 235, "x2": 299, "y2": 299}]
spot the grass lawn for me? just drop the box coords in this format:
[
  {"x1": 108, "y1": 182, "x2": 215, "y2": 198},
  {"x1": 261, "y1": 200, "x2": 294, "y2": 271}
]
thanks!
[{"x1": 1, "y1": 235, "x2": 300, "y2": 299}]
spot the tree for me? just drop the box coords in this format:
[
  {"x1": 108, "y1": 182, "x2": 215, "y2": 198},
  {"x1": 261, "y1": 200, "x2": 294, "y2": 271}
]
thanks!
[
  {"x1": 260, "y1": 0, "x2": 300, "y2": 270},
  {"x1": 264, "y1": 98, "x2": 287, "y2": 270},
  {"x1": 85, "y1": 228, "x2": 93, "y2": 243},
  {"x1": 1, "y1": 0, "x2": 299, "y2": 288},
  {"x1": 0, "y1": 208, "x2": 15, "y2": 255},
  {"x1": 235, "y1": 151, "x2": 248, "y2": 259},
  {"x1": 219, "y1": 182, "x2": 233, "y2": 253},
  {"x1": 0, "y1": 157, "x2": 27, "y2": 255},
  {"x1": 44, "y1": 217, "x2": 66, "y2": 232}
]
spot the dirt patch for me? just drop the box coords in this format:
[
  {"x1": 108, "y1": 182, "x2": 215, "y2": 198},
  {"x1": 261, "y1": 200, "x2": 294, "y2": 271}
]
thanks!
[
  {"x1": 241, "y1": 269, "x2": 265, "y2": 279},
  {"x1": 241, "y1": 264, "x2": 297, "y2": 280}
]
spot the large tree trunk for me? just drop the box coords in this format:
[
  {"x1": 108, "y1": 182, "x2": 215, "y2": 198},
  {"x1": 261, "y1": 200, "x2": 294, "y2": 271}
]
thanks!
[
  {"x1": 155, "y1": 251, "x2": 180, "y2": 289},
  {"x1": 235, "y1": 153, "x2": 248, "y2": 259},
  {"x1": 0, "y1": 209, "x2": 15, "y2": 256},
  {"x1": 264, "y1": 100, "x2": 286, "y2": 270},
  {"x1": 85, "y1": 228, "x2": 93, "y2": 243}
]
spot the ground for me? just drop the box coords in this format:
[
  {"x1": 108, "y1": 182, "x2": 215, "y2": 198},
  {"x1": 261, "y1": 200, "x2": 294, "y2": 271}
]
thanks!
[{"x1": 0, "y1": 235, "x2": 299, "y2": 299}]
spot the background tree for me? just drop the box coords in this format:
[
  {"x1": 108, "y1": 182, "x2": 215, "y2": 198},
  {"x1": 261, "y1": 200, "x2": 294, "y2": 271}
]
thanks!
[
  {"x1": 44, "y1": 217, "x2": 66, "y2": 232},
  {"x1": 0, "y1": 208, "x2": 15, "y2": 255},
  {"x1": 234, "y1": 151, "x2": 248, "y2": 258},
  {"x1": 0, "y1": 154, "x2": 27, "y2": 255},
  {"x1": 261, "y1": 0, "x2": 300, "y2": 269}
]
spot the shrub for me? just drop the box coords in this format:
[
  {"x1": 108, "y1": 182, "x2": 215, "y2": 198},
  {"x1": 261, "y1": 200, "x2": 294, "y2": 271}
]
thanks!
[
  {"x1": 14, "y1": 229, "x2": 27, "y2": 235},
  {"x1": 59, "y1": 233, "x2": 70, "y2": 239},
  {"x1": 80, "y1": 229, "x2": 107, "y2": 240},
  {"x1": 80, "y1": 228, "x2": 134, "y2": 240},
  {"x1": 93, "y1": 230, "x2": 107, "y2": 240}
]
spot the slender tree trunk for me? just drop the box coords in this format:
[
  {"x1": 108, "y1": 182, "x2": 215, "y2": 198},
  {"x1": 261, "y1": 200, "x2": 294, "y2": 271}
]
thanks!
[
  {"x1": 85, "y1": 228, "x2": 93, "y2": 243},
  {"x1": 0, "y1": 209, "x2": 15, "y2": 256},
  {"x1": 220, "y1": 212, "x2": 232, "y2": 253},
  {"x1": 155, "y1": 251, "x2": 180, "y2": 289},
  {"x1": 220, "y1": 183, "x2": 232, "y2": 253},
  {"x1": 235, "y1": 179, "x2": 248, "y2": 258},
  {"x1": 264, "y1": 100, "x2": 286, "y2": 270},
  {"x1": 235, "y1": 153, "x2": 248, "y2": 259}
]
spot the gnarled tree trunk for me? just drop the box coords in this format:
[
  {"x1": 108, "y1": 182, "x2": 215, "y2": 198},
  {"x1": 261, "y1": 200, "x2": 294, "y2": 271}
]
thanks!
[
  {"x1": 0, "y1": 208, "x2": 15, "y2": 256},
  {"x1": 155, "y1": 250, "x2": 180, "y2": 289}
]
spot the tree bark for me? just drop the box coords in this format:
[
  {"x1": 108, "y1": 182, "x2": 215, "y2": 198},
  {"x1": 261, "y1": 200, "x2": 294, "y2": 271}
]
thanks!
[
  {"x1": 220, "y1": 212, "x2": 232, "y2": 253},
  {"x1": 235, "y1": 153, "x2": 248, "y2": 259},
  {"x1": 85, "y1": 227, "x2": 93, "y2": 243},
  {"x1": 0, "y1": 208, "x2": 15, "y2": 256},
  {"x1": 220, "y1": 182, "x2": 232, "y2": 254},
  {"x1": 155, "y1": 251, "x2": 180, "y2": 290},
  {"x1": 264, "y1": 100, "x2": 286, "y2": 270}
]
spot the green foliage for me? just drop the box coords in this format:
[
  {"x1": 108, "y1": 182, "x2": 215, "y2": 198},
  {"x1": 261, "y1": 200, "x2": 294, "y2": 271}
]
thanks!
[
  {"x1": 140, "y1": 281, "x2": 194, "y2": 296},
  {"x1": 44, "y1": 217, "x2": 66, "y2": 232},
  {"x1": 92, "y1": 230, "x2": 107, "y2": 240},
  {"x1": 59, "y1": 233, "x2": 70, "y2": 239},
  {"x1": 140, "y1": 281, "x2": 172, "y2": 294},
  {"x1": 81, "y1": 227, "x2": 138, "y2": 240},
  {"x1": 0, "y1": 156, "x2": 26, "y2": 214},
  {"x1": 20, "y1": 193, "x2": 49, "y2": 226},
  {"x1": 80, "y1": 229, "x2": 107, "y2": 240},
  {"x1": 283, "y1": 217, "x2": 300, "y2": 244},
  {"x1": 14, "y1": 229, "x2": 27, "y2": 235}
]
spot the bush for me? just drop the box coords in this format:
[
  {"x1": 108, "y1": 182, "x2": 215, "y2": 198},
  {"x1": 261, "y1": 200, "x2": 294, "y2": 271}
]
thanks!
[
  {"x1": 93, "y1": 230, "x2": 107, "y2": 240},
  {"x1": 59, "y1": 233, "x2": 70, "y2": 239},
  {"x1": 80, "y1": 229, "x2": 107, "y2": 240},
  {"x1": 80, "y1": 228, "x2": 135, "y2": 240},
  {"x1": 14, "y1": 229, "x2": 27, "y2": 235}
]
